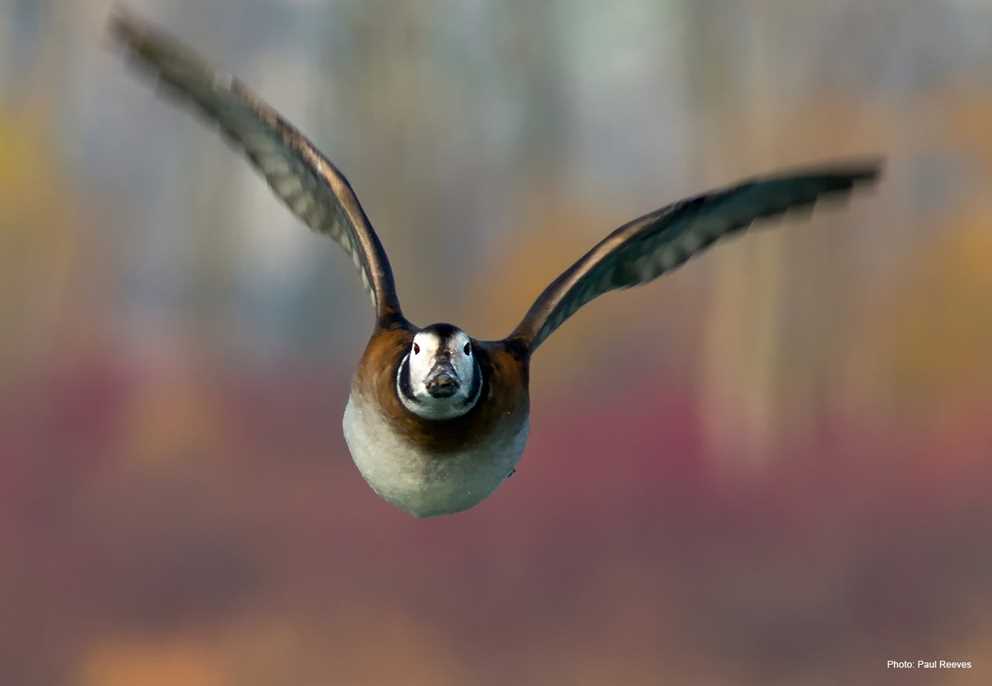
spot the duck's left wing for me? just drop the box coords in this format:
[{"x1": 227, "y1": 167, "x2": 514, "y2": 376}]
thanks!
[
  {"x1": 111, "y1": 11, "x2": 403, "y2": 324},
  {"x1": 509, "y1": 163, "x2": 881, "y2": 353}
]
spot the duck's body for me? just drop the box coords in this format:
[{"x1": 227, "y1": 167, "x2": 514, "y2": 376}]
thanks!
[
  {"x1": 343, "y1": 326, "x2": 529, "y2": 516},
  {"x1": 343, "y1": 391, "x2": 528, "y2": 517},
  {"x1": 113, "y1": 12, "x2": 882, "y2": 517}
]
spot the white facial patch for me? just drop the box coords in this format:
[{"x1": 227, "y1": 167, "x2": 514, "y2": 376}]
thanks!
[{"x1": 398, "y1": 328, "x2": 480, "y2": 420}]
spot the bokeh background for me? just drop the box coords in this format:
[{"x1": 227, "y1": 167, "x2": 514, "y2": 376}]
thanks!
[{"x1": 3, "y1": 1, "x2": 991, "y2": 684}]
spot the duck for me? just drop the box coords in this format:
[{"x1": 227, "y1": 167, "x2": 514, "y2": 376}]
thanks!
[{"x1": 111, "y1": 12, "x2": 880, "y2": 517}]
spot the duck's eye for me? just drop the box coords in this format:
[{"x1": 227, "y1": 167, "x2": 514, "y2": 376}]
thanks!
[
  {"x1": 463, "y1": 342, "x2": 471, "y2": 356},
  {"x1": 413, "y1": 343, "x2": 420, "y2": 355}
]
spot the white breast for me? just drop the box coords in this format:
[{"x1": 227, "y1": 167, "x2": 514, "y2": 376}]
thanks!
[{"x1": 342, "y1": 392, "x2": 528, "y2": 517}]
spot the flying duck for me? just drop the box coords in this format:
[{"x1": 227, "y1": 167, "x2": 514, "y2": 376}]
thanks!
[{"x1": 112, "y1": 13, "x2": 881, "y2": 517}]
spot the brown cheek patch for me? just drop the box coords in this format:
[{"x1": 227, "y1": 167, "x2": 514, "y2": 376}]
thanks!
[{"x1": 355, "y1": 329, "x2": 530, "y2": 455}]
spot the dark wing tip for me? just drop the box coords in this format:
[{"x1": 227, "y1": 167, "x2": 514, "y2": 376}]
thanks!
[
  {"x1": 109, "y1": 7, "x2": 159, "y2": 55},
  {"x1": 829, "y1": 157, "x2": 884, "y2": 187},
  {"x1": 850, "y1": 156, "x2": 884, "y2": 179},
  {"x1": 109, "y1": 7, "x2": 214, "y2": 80},
  {"x1": 780, "y1": 157, "x2": 884, "y2": 187},
  {"x1": 852, "y1": 158, "x2": 884, "y2": 183},
  {"x1": 108, "y1": 5, "x2": 139, "y2": 38},
  {"x1": 744, "y1": 157, "x2": 884, "y2": 217}
]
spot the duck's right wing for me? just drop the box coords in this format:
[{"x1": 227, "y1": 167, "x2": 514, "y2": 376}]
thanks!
[{"x1": 111, "y1": 11, "x2": 404, "y2": 324}]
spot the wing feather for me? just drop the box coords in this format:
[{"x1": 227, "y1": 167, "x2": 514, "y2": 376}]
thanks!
[
  {"x1": 111, "y1": 11, "x2": 403, "y2": 323},
  {"x1": 510, "y1": 164, "x2": 881, "y2": 352}
]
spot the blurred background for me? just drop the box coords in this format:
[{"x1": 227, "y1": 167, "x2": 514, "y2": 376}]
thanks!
[{"x1": 2, "y1": 1, "x2": 991, "y2": 684}]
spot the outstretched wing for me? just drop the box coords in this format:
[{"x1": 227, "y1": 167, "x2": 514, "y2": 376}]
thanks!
[
  {"x1": 510, "y1": 163, "x2": 880, "y2": 352},
  {"x1": 111, "y1": 11, "x2": 403, "y2": 323}
]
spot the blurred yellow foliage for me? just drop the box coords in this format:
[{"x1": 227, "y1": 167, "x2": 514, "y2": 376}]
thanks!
[
  {"x1": 80, "y1": 634, "x2": 225, "y2": 686},
  {"x1": 0, "y1": 107, "x2": 80, "y2": 378},
  {"x1": 859, "y1": 208, "x2": 992, "y2": 408},
  {"x1": 77, "y1": 609, "x2": 472, "y2": 686},
  {"x1": 947, "y1": 92, "x2": 992, "y2": 173}
]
